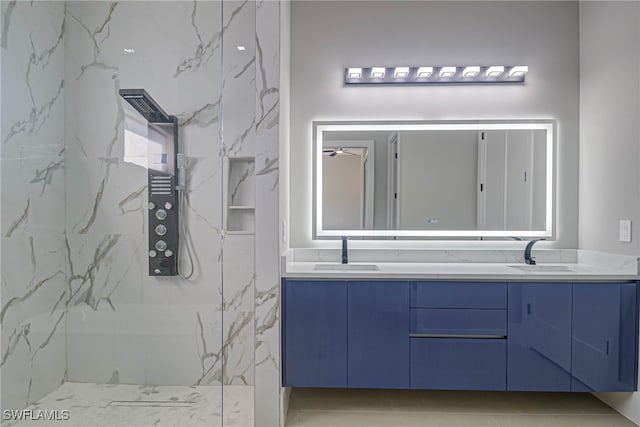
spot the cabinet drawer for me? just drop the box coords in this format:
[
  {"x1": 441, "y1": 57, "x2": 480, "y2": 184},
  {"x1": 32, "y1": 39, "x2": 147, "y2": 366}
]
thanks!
[
  {"x1": 410, "y1": 309, "x2": 506, "y2": 337},
  {"x1": 410, "y1": 338, "x2": 506, "y2": 390},
  {"x1": 411, "y1": 282, "x2": 507, "y2": 309}
]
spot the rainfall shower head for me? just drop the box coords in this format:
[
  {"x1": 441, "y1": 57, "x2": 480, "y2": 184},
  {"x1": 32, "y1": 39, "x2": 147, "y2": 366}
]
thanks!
[{"x1": 119, "y1": 89, "x2": 173, "y2": 123}]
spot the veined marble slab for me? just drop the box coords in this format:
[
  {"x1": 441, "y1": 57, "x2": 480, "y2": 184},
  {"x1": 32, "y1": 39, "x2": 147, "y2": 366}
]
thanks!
[
  {"x1": 286, "y1": 248, "x2": 578, "y2": 264},
  {"x1": 284, "y1": 260, "x2": 639, "y2": 281},
  {"x1": 2, "y1": 382, "x2": 253, "y2": 427},
  {"x1": 1, "y1": 0, "x2": 67, "y2": 411},
  {"x1": 283, "y1": 248, "x2": 640, "y2": 280}
]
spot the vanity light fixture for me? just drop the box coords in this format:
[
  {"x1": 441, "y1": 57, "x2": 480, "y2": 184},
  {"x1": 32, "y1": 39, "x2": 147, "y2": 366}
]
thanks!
[
  {"x1": 371, "y1": 67, "x2": 386, "y2": 78},
  {"x1": 439, "y1": 66, "x2": 457, "y2": 78},
  {"x1": 394, "y1": 67, "x2": 410, "y2": 78},
  {"x1": 344, "y1": 65, "x2": 528, "y2": 85},
  {"x1": 486, "y1": 66, "x2": 505, "y2": 77},
  {"x1": 463, "y1": 66, "x2": 480, "y2": 78}
]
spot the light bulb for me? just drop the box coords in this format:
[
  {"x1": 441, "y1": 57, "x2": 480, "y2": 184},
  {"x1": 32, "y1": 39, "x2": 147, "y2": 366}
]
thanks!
[{"x1": 486, "y1": 66, "x2": 505, "y2": 77}]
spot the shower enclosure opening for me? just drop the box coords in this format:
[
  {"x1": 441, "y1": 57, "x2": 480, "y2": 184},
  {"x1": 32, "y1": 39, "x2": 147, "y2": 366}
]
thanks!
[{"x1": 0, "y1": 0, "x2": 271, "y2": 425}]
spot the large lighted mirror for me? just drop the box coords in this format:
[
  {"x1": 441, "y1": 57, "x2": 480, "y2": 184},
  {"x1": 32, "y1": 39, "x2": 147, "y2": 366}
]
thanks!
[{"x1": 313, "y1": 120, "x2": 555, "y2": 239}]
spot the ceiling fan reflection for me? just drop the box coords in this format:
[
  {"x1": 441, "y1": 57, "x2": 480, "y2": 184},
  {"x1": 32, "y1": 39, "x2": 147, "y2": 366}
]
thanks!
[{"x1": 322, "y1": 148, "x2": 360, "y2": 157}]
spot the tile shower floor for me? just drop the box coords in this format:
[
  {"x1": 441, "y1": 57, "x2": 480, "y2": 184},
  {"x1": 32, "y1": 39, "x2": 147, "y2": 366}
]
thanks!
[
  {"x1": 285, "y1": 388, "x2": 638, "y2": 427},
  {"x1": 4, "y1": 383, "x2": 253, "y2": 427}
]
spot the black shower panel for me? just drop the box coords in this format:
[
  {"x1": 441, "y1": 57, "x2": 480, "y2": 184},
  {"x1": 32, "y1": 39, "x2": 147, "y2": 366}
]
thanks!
[{"x1": 120, "y1": 89, "x2": 179, "y2": 276}]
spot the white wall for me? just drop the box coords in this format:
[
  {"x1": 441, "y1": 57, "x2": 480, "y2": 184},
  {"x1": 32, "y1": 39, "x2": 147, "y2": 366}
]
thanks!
[
  {"x1": 579, "y1": 1, "x2": 640, "y2": 256},
  {"x1": 289, "y1": 0, "x2": 580, "y2": 248},
  {"x1": 579, "y1": 1, "x2": 640, "y2": 424}
]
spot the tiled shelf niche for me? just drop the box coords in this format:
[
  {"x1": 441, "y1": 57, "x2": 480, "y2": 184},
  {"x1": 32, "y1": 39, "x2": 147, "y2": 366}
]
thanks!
[{"x1": 225, "y1": 157, "x2": 255, "y2": 234}]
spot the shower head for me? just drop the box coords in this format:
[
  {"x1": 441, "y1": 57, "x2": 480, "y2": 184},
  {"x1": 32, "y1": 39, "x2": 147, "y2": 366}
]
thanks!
[{"x1": 119, "y1": 89, "x2": 173, "y2": 123}]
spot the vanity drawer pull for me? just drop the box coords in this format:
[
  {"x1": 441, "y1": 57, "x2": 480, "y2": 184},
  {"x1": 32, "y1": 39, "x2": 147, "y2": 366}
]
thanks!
[{"x1": 409, "y1": 333, "x2": 506, "y2": 339}]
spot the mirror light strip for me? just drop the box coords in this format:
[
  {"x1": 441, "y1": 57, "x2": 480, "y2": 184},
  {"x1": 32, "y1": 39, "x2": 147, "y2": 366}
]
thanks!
[
  {"x1": 344, "y1": 66, "x2": 527, "y2": 85},
  {"x1": 313, "y1": 120, "x2": 554, "y2": 239}
]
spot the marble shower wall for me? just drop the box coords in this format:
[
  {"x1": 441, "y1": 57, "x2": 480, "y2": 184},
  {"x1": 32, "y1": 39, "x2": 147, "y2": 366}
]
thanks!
[
  {"x1": 1, "y1": 1, "x2": 67, "y2": 411},
  {"x1": 221, "y1": 0, "x2": 257, "y2": 387},
  {"x1": 1, "y1": 1, "x2": 281, "y2": 420},
  {"x1": 64, "y1": 1, "x2": 228, "y2": 386},
  {"x1": 254, "y1": 1, "x2": 281, "y2": 425}
]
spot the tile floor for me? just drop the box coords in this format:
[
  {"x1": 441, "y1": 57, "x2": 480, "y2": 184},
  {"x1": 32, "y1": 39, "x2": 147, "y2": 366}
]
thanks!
[
  {"x1": 3, "y1": 383, "x2": 253, "y2": 427},
  {"x1": 285, "y1": 388, "x2": 638, "y2": 427}
]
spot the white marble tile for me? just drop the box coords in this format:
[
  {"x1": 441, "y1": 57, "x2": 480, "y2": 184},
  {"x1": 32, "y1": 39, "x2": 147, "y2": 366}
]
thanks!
[
  {"x1": 66, "y1": 304, "x2": 223, "y2": 386},
  {"x1": 3, "y1": 2, "x2": 278, "y2": 424},
  {"x1": 254, "y1": 1, "x2": 281, "y2": 425},
  {"x1": 1, "y1": 309, "x2": 66, "y2": 412},
  {"x1": 289, "y1": 248, "x2": 579, "y2": 264},
  {"x1": 222, "y1": 311, "x2": 255, "y2": 386},
  {"x1": 63, "y1": 0, "x2": 227, "y2": 388},
  {"x1": 228, "y1": 159, "x2": 256, "y2": 207},
  {"x1": 1, "y1": 0, "x2": 67, "y2": 411},
  {"x1": 223, "y1": 385, "x2": 255, "y2": 427},
  {"x1": 577, "y1": 250, "x2": 640, "y2": 274},
  {"x1": 1, "y1": 1, "x2": 65, "y2": 161},
  {"x1": 220, "y1": 0, "x2": 259, "y2": 392},
  {"x1": 221, "y1": 0, "x2": 257, "y2": 160},
  {"x1": 3, "y1": 383, "x2": 224, "y2": 427},
  {"x1": 223, "y1": 235, "x2": 255, "y2": 312}
]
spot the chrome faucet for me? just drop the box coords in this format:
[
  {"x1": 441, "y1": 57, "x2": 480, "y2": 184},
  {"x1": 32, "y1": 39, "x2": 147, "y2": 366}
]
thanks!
[
  {"x1": 524, "y1": 239, "x2": 545, "y2": 265},
  {"x1": 341, "y1": 237, "x2": 348, "y2": 264}
]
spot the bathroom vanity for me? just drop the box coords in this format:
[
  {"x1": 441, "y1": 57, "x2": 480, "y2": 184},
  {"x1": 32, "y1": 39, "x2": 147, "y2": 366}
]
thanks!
[
  {"x1": 281, "y1": 263, "x2": 639, "y2": 393},
  {"x1": 284, "y1": 119, "x2": 640, "y2": 393}
]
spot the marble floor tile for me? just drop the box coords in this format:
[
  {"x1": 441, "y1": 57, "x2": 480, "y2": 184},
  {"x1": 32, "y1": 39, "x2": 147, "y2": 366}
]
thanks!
[
  {"x1": 3, "y1": 382, "x2": 254, "y2": 427},
  {"x1": 223, "y1": 385, "x2": 255, "y2": 426}
]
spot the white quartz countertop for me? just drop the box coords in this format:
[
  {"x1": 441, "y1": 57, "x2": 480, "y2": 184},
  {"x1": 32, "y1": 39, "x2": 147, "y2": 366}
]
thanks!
[{"x1": 283, "y1": 261, "x2": 639, "y2": 281}]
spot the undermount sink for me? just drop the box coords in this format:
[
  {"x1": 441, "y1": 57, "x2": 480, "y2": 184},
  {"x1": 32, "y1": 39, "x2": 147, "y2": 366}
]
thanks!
[
  {"x1": 313, "y1": 263, "x2": 380, "y2": 271},
  {"x1": 507, "y1": 264, "x2": 575, "y2": 272}
]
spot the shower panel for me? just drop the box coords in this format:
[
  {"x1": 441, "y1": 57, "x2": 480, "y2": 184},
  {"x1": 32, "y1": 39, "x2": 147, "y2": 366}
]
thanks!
[{"x1": 119, "y1": 89, "x2": 182, "y2": 276}]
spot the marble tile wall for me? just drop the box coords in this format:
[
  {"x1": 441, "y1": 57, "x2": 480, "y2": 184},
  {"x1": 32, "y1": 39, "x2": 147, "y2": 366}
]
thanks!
[
  {"x1": 254, "y1": 1, "x2": 281, "y2": 425},
  {"x1": 221, "y1": 0, "x2": 257, "y2": 388},
  {"x1": 63, "y1": 1, "x2": 226, "y2": 386},
  {"x1": 2, "y1": 1, "x2": 282, "y2": 422},
  {"x1": 1, "y1": 0, "x2": 67, "y2": 411}
]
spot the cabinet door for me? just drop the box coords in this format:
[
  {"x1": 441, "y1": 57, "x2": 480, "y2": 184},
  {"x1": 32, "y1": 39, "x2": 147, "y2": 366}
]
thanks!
[
  {"x1": 283, "y1": 280, "x2": 348, "y2": 387},
  {"x1": 508, "y1": 282, "x2": 571, "y2": 391},
  {"x1": 348, "y1": 282, "x2": 409, "y2": 388},
  {"x1": 572, "y1": 283, "x2": 637, "y2": 391}
]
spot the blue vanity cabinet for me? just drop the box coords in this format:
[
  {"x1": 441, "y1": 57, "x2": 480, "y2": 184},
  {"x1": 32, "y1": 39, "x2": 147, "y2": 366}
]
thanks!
[
  {"x1": 409, "y1": 281, "x2": 508, "y2": 390},
  {"x1": 571, "y1": 283, "x2": 638, "y2": 392},
  {"x1": 283, "y1": 280, "x2": 348, "y2": 387},
  {"x1": 347, "y1": 282, "x2": 410, "y2": 388},
  {"x1": 282, "y1": 279, "x2": 639, "y2": 392},
  {"x1": 507, "y1": 282, "x2": 572, "y2": 391}
]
